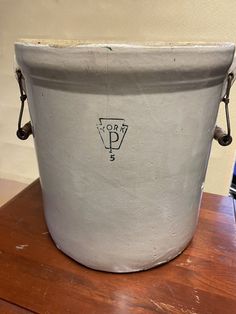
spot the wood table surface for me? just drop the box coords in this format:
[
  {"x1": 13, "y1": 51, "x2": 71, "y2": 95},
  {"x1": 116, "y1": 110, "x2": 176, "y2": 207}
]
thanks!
[{"x1": 0, "y1": 180, "x2": 236, "y2": 314}]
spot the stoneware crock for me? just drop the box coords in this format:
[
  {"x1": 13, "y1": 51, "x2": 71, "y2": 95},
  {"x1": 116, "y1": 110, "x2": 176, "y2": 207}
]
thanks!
[{"x1": 14, "y1": 40, "x2": 236, "y2": 272}]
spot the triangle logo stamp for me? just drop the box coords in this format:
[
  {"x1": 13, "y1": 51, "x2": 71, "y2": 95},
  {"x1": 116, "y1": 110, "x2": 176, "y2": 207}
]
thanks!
[{"x1": 97, "y1": 118, "x2": 128, "y2": 161}]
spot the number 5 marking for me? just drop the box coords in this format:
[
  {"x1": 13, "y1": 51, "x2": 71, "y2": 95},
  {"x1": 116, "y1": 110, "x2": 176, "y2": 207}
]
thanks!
[{"x1": 110, "y1": 154, "x2": 115, "y2": 161}]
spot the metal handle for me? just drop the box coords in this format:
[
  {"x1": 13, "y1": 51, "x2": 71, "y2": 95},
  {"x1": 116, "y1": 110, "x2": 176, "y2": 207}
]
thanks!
[
  {"x1": 214, "y1": 73, "x2": 234, "y2": 146},
  {"x1": 214, "y1": 125, "x2": 232, "y2": 146},
  {"x1": 16, "y1": 121, "x2": 32, "y2": 141},
  {"x1": 16, "y1": 69, "x2": 32, "y2": 140}
]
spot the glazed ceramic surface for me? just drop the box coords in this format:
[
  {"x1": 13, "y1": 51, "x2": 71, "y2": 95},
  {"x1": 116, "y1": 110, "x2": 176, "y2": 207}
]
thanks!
[{"x1": 15, "y1": 40, "x2": 235, "y2": 272}]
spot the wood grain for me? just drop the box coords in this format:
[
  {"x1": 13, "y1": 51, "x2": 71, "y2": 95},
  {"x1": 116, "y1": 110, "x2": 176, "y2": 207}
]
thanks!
[
  {"x1": 0, "y1": 298, "x2": 34, "y2": 313},
  {"x1": 0, "y1": 180, "x2": 236, "y2": 314}
]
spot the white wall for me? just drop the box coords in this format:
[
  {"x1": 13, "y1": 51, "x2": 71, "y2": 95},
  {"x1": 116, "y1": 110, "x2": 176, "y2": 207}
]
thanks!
[{"x1": 1, "y1": 0, "x2": 236, "y2": 194}]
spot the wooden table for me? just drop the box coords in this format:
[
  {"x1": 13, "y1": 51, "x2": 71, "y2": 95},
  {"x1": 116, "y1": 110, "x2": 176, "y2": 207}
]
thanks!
[{"x1": 0, "y1": 180, "x2": 236, "y2": 314}]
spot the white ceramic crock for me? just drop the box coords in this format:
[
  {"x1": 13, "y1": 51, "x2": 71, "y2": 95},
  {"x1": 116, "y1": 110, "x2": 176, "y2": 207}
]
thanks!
[{"x1": 15, "y1": 40, "x2": 236, "y2": 272}]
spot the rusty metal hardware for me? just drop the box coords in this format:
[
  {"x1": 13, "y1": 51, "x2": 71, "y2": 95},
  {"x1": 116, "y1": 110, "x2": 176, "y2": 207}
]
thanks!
[
  {"x1": 214, "y1": 73, "x2": 234, "y2": 146},
  {"x1": 16, "y1": 69, "x2": 32, "y2": 140},
  {"x1": 214, "y1": 126, "x2": 232, "y2": 146}
]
